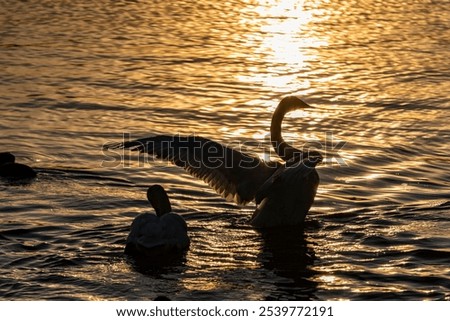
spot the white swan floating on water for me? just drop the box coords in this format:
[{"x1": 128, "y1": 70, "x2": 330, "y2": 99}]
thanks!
[
  {"x1": 125, "y1": 185, "x2": 190, "y2": 258},
  {"x1": 108, "y1": 96, "x2": 322, "y2": 228}
]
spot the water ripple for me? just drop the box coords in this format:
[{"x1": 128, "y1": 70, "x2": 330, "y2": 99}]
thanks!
[{"x1": 1, "y1": 0, "x2": 449, "y2": 300}]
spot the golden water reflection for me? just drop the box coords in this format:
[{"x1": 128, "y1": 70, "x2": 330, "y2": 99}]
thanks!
[
  {"x1": 1, "y1": 0, "x2": 448, "y2": 300},
  {"x1": 238, "y1": 0, "x2": 326, "y2": 94}
]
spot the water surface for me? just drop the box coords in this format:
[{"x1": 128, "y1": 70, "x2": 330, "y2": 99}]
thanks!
[{"x1": 1, "y1": 0, "x2": 449, "y2": 300}]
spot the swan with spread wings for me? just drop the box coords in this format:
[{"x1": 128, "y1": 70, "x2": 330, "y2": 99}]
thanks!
[{"x1": 107, "y1": 96, "x2": 322, "y2": 228}]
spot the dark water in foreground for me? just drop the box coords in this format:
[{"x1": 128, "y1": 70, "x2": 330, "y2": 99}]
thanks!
[{"x1": 0, "y1": 0, "x2": 449, "y2": 300}]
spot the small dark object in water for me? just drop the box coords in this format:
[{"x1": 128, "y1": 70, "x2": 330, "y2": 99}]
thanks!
[{"x1": 0, "y1": 152, "x2": 36, "y2": 179}]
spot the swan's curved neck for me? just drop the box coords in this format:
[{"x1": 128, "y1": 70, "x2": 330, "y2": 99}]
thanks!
[
  {"x1": 147, "y1": 185, "x2": 172, "y2": 216},
  {"x1": 270, "y1": 96, "x2": 309, "y2": 162}
]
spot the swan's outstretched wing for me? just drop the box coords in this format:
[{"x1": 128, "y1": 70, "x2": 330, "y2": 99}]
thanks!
[{"x1": 107, "y1": 135, "x2": 278, "y2": 204}]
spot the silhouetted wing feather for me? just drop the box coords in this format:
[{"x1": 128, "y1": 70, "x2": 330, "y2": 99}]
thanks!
[{"x1": 107, "y1": 135, "x2": 278, "y2": 204}]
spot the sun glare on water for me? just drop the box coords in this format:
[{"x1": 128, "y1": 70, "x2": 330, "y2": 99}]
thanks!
[{"x1": 238, "y1": 0, "x2": 327, "y2": 93}]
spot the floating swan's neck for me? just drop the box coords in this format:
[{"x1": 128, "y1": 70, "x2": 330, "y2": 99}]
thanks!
[
  {"x1": 270, "y1": 96, "x2": 311, "y2": 162},
  {"x1": 147, "y1": 185, "x2": 172, "y2": 216}
]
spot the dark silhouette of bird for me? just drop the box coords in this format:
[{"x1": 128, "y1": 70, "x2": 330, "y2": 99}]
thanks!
[
  {"x1": 125, "y1": 185, "x2": 190, "y2": 259},
  {"x1": 108, "y1": 97, "x2": 322, "y2": 228},
  {"x1": 0, "y1": 152, "x2": 36, "y2": 179}
]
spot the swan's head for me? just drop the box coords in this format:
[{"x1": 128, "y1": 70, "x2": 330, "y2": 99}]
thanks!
[
  {"x1": 0, "y1": 152, "x2": 15, "y2": 165},
  {"x1": 272, "y1": 96, "x2": 323, "y2": 164},
  {"x1": 147, "y1": 184, "x2": 172, "y2": 216},
  {"x1": 277, "y1": 96, "x2": 312, "y2": 113}
]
